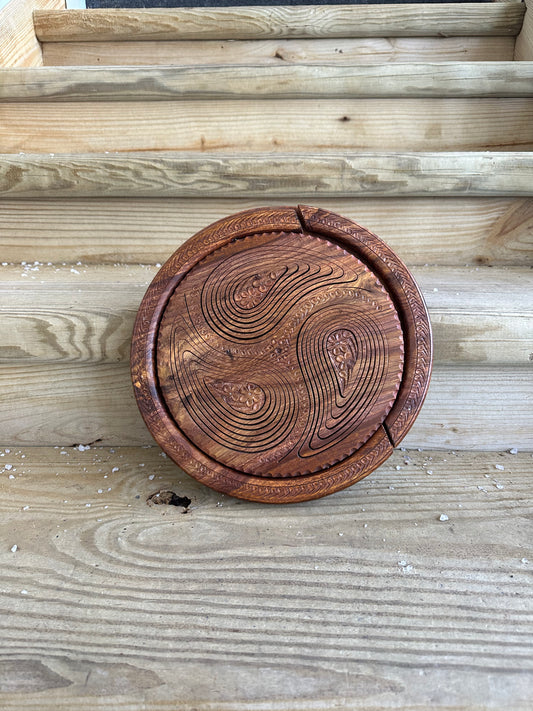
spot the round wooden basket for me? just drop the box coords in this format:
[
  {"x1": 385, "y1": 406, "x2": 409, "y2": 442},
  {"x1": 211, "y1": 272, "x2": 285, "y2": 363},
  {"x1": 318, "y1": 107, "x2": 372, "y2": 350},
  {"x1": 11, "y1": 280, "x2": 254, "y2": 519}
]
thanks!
[{"x1": 131, "y1": 206, "x2": 432, "y2": 503}]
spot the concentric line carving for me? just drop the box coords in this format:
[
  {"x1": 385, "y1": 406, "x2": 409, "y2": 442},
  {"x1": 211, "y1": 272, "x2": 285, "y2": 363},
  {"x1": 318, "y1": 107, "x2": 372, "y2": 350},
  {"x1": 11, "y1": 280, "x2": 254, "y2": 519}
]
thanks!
[{"x1": 156, "y1": 231, "x2": 404, "y2": 477}]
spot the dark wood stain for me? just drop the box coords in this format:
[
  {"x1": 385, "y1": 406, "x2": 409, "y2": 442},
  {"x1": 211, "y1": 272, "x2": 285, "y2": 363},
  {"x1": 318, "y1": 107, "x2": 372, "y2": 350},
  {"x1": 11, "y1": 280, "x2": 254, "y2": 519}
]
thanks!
[{"x1": 131, "y1": 206, "x2": 432, "y2": 502}]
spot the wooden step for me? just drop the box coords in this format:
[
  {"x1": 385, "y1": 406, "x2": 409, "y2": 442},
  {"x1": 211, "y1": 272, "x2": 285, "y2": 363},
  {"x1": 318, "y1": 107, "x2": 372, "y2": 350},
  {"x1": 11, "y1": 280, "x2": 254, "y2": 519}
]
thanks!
[
  {"x1": 3, "y1": 98, "x2": 532, "y2": 154},
  {"x1": 1, "y1": 265, "x2": 530, "y2": 367},
  {"x1": 4, "y1": 63, "x2": 533, "y2": 101},
  {"x1": 1, "y1": 446, "x2": 531, "y2": 709},
  {"x1": 2, "y1": 152, "x2": 533, "y2": 198},
  {"x1": 0, "y1": 363, "x2": 530, "y2": 450},
  {"x1": 33, "y1": 5, "x2": 526, "y2": 43},
  {"x1": 1, "y1": 197, "x2": 531, "y2": 267},
  {"x1": 41, "y1": 36, "x2": 519, "y2": 68}
]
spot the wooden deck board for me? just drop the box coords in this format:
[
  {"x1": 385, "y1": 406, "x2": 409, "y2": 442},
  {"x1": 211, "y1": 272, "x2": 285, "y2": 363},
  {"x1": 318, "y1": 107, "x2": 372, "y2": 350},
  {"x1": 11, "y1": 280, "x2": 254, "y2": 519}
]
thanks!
[
  {"x1": 33, "y1": 4, "x2": 527, "y2": 42},
  {"x1": 1, "y1": 197, "x2": 531, "y2": 266},
  {"x1": 0, "y1": 363, "x2": 530, "y2": 450},
  {"x1": 2, "y1": 152, "x2": 533, "y2": 198},
  {"x1": 4, "y1": 63, "x2": 533, "y2": 101},
  {"x1": 0, "y1": 446, "x2": 531, "y2": 709},
  {"x1": 2, "y1": 98, "x2": 532, "y2": 153},
  {"x1": 0, "y1": 265, "x2": 531, "y2": 367},
  {"x1": 41, "y1": 36, "x2": 518, "y2": 67}
]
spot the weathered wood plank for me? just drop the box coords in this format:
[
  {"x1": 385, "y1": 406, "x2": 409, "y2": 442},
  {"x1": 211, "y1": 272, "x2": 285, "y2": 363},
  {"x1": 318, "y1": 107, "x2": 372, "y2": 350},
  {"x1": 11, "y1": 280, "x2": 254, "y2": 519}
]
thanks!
[
  {"x1": 1, "y1": 152, "x2": 532, "y2": 199},
  {"x1": 0, "y1": 0, "x2": 64, "y2": 68},
  {"x1": 2, "y1": 98, "x2": 532, "y2": 153},
  {"x1": 0, "y1": 363, "x2": 530, "y2": 449},
  {"x1": 41, "y1": 36, "x2": 518, "y2": 67},
  {"x1": 0, "y1": 265, "x2": 530, "y2": 367},
  {"x1": 33, "y1": 5, "x2": 526, "y2": 42},
  {"x1": 0, "y1": 446, "x2": 531, "y2": 708},
  {"x1": 515, "y1": 0, "x2": 533, "y2": 60},
  {"x1": 1, "y1": 197, "x2": 531, "y2": 267},
  {"x1": 4, "y1": 63, "x2": 533, "y2": 101}
]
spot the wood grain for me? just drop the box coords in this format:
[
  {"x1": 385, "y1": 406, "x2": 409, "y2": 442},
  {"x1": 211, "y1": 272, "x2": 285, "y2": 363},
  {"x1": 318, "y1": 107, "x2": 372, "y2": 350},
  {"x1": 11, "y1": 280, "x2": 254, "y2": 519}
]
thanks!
[
  {"x1": 0, "y1": 363, "x2": 530, "y2": 450},
  {"x1": 4, "y1": 63, "x2": 533, "y2": 101},
  {"x1": 2, "y1": 99, "x2": 533, "y2": 153},
  {"x1": 0, "y1": 265, "x2": 530, "y2": 367},
  {"x1": 1, "y1": 197, "x2": 531, "y2": 266},
  {"x1": 0, "y1": 0, "x2": 64, "y2": 68},
  {"x1": 41, "y1": 36, "x2": 518, "y2": 67},
  {"x1": 1, "y1": 152, "x2": 532, "y2": 199},
  {"x1": 130, "y1": 207, "x2": 429, "y2": 501},
  {"x1": 515, "y1": 0, "x2": 533, "y2": 60},
  {"x1": 0, "y1": 446, "x2": 532, "y2": 708},
  {"x1": 33, "y1": 4, "x2": 526, "y2": 42}
]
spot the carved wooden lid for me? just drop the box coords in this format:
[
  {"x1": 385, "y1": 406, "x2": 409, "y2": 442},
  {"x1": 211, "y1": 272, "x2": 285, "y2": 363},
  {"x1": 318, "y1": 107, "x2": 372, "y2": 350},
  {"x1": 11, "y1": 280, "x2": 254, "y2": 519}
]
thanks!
[{"x1": 131, "y1": 206, "x2": 432, "y2": 503}]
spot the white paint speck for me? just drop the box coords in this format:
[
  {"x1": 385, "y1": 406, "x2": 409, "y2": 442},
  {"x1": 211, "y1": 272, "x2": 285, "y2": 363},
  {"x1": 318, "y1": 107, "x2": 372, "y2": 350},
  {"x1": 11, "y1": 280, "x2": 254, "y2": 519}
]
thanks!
[
  {"x1": 439, "y1": 514, "x2": 449, "y2": 522},
  {"x1": 398, "y1": 561, "x2": 414, "y2": 574},
  {"x1": 85, "y1": 503, "x2": 91, "y2": 507},
  {"x1": 4, "y1": 464, "x2": 12, "y2": 470},
  {"x1": 521, "y1": 558, "x2": 529, "y2": 564},
  {"x1": 97, "y1": 489, "x2": 103, "y2": 494},
  {"x1": 111, "y1": 467, "x2": 119, "y2": 473},
  {"x1": 509, "y1": 448, "x2": 518, "y2": 455},
  {"x1": 495, "y1": 464, "x2": 505, "y2": 471},
  {"x1": 148, "y1": 474, "x2": 155, "y2": 481},
  {"x1": 10, "y1": 545, "x2": 17, "y2": 553},
  {"x1": 20, "y1": 590, "x2": 28, "y2": 595},
  {"x1": 495, "y1": 483, "x2": 504, "y2": 490}
]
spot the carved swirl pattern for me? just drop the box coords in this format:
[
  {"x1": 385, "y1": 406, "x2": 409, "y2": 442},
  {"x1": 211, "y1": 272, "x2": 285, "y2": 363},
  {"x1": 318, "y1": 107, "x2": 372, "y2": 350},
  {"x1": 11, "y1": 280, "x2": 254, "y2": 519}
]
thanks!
[{"x1": 157, "y1": 231, "x2": 404, "y2": 478}]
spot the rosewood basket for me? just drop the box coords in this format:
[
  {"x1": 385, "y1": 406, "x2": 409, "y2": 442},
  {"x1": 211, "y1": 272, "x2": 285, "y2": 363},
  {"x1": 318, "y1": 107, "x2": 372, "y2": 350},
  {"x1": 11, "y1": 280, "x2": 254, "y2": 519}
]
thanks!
[{"x1": 131, "y1": 206, "x2": 432, "y2": 503}]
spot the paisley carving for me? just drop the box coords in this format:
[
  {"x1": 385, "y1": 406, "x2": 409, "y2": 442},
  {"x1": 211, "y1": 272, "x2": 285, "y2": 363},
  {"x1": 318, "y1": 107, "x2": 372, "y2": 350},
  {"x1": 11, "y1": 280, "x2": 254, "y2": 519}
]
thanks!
[
  {"x1": 326, "y1": 329, "x2": 358, "y2": 397},
  {"x1": 233, "y1": 270, "x2": 281, "y2": 310}
]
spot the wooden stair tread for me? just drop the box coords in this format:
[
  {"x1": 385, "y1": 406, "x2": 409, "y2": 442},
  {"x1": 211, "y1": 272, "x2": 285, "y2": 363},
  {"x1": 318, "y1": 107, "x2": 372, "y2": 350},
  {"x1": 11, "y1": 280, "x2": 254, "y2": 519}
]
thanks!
[
  {"x1": 2, "y1": 151, "x2": 533, "y2": 198},
  {"x1": 1, "y1": 446, "x2": 531, "y2": 707},
  {"x1": 33, "y1": 4, "x2": 526, "y2": 42},
  {"x1": 3, "y1": 62, "x2": 533, "y2": 100},
  {"x1": 0, "y1": 264, "x2": 531, "y2": 367}
]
